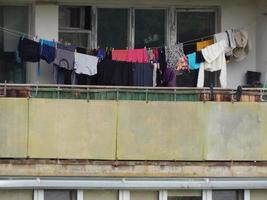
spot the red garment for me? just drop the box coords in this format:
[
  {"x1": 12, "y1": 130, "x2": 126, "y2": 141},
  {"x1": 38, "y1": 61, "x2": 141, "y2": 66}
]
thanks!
[
  {"x1": 153, "y1": 48, "x2": 159, "y2": 61},
  {"x1": 112, "y1": 50, "x2": 129, "y2": 62},
  {"x1": 127, "y1": 48, "x2": 149, "y2": 63}
]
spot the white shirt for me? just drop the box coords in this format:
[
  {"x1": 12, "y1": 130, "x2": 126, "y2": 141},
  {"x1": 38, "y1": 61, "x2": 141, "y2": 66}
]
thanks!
[
  {"x1": 74, "y1": 52, "x2": 98, "y2": 76},
  {"x1": 197, "y1": 40, "x2": 227, "y2": 88}
]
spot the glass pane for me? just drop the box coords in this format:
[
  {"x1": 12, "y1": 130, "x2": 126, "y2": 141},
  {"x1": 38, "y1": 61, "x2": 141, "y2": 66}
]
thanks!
[
  {"x1": 177, "y1": 11, "x2": 215, "y2": 43},
  {"x1": 83, "y1": 190, "x2": 118, "y2": 200},
  {"x1": 70, "y1": 8, "x2": 81, "y2": 28},
  {"x1": 131, "y1": 191, "x2": 158, "y2": 200},
  {"x1": 213, "y1": 190, "x2": 244, "y2": 200},
  {"x1": 0, "y1": 190, "x2": 33, "y2": 200},
  {"x1": 0, "y1": 6, "x2": 28, "y2": 83},
  {"x1": 44, "y1": 190, "x2": 77, "y2": 200},
  {"x1": 168, "y1": 190, "x2": 202, "y2": 200},
  {"x1": 59, "y1": 32, "x2": 90, "y2": 48},
  {"x1": 168, "y1": 197, "x2": 201, "y2": 200},
  {"x1": 135, "y1": 9, "x2": 165, "y2": 48},
  {"x1": 97, "y1": 8, "x2": 128, "y2": 49}
]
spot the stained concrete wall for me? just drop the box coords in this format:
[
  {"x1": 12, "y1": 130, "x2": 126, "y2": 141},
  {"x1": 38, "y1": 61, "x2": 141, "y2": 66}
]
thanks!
[{"x1": 1, "y1": 98, "x2": 267, "y2": 161}]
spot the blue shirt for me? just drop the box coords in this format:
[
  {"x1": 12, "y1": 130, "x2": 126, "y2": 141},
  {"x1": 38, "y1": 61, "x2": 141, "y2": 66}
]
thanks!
[{"x1": 187, "y1": 52, "x2": 200, "y2": 70}]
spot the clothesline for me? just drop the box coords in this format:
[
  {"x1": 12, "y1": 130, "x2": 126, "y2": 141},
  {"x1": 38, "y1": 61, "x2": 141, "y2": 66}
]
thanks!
[{"x1": 0, "y1": 25, "x2": 233, "y2": 51}]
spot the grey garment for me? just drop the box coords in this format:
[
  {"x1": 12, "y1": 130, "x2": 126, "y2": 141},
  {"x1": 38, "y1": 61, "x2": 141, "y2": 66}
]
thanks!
[
  {"x1": 57, "y1": 43, "x2": 77, "y2": 52},
  {"x1": 165, "y1": 43, "x2": 185, "y2": 69},
  {"x1": 54, "y1": 48, "x2": 75, "y2": 70},
  {"x1": 132, "y1": 63, "x2": 153, "y2": 87},
  {"x1": 226, "y1": 29, "x2": 237, "y2": 48},
  {"x1": 214, "y1": 29, "x2": 236, "y2": 56}
]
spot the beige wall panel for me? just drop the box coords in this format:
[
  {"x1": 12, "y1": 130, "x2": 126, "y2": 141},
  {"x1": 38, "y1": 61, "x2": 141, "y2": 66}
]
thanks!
[
  {"x1": 0, "y1": 190, "x2": 33, "y2": 200},
  {"x1": 28, "y1": 99, "x2": 117, "y2": 159},
  {"x1": 251, "y1": 190, "x2": 267, "y2": 200},
  {"x1": 117, "y1": 101, "x2": 205, "y2": 160},
  {"x1": 0, "y1": 98, "x2": 28, "y2": 157}
]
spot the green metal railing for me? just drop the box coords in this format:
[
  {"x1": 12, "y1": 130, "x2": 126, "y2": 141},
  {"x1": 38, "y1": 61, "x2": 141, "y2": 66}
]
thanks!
[{"x1": 0, "y1": 83, "x2": 267, "y2": 102}]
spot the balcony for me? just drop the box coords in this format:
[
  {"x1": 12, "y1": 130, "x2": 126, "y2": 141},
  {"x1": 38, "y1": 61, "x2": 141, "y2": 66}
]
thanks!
[{"x1": 0, "y1": 84, "x2": 267, "y2": 161}]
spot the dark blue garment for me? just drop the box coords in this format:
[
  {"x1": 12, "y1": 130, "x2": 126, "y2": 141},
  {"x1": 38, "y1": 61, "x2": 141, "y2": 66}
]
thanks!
[
  {"x1": 39, "y1": 39, "x2": 56, "y2": 64},
  {"x1": 40, "y1": 44, "x2": 56, "y2": 64},
  {"x1": 97, "y1": 48, "x2": 106, "y2": 61},
  {"x1": 53, "y1": 65, "x2": 65, "y2": 84},
  {"x1": 132, "y1": 63, "x2": 153, "y2": 87},
  {"x1": 18, "y1": 37, "x2": 40, "y2": 62}
]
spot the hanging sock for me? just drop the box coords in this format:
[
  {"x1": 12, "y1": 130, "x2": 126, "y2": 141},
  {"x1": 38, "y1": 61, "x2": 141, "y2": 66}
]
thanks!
[{"x1": 36, "y1": 62, "x2": 41, "y2": 77}]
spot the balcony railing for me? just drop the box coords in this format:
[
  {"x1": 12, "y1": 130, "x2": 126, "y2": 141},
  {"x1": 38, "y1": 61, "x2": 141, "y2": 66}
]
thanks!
[{"x1": 0, "y1": 83, "x2": 267, "y2": 102}]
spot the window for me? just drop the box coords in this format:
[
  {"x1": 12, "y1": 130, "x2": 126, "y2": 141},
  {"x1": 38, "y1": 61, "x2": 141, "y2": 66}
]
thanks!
[
  {"x1": 44, "y1": 190, "x2": 77, "y2": 200},
  {"x1": 135, "y1": 9, "x2": 166, "y2": 48},
  {"x1": 176, "y1": 9, "x2": 216, "y2": 43},
  {"x1": 97, "y1": 8, "x2": 128, "y2": 49},
  {"x1": 168, "y1": 190, "x2": 202, "y2": 200},
  {"x1": 84, "y1": 190, "x2": 118, "y2": 200},
  {"x1": 59, "y1": 6, "x2": 91, "y2": 48},
  {"x1": 176, "y1": 9, "x2": 218, "y2": 87},
  {"x1": 0, "y1": 6, "x2": 28, "y2": 83},
  {"x1": 212, "y1": 190, "x2": 244, "y2": 200}
]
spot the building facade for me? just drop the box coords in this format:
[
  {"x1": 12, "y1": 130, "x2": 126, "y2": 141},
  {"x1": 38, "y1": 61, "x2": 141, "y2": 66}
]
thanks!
[{"x1": 1, "y1": 0, "x2": 267, "y2": 200}]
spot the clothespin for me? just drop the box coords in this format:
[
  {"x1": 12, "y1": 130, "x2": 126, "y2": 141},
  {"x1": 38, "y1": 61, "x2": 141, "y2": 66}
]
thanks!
[{"x1": 33, "y1": 35, "x2": 38, "y2": 42}]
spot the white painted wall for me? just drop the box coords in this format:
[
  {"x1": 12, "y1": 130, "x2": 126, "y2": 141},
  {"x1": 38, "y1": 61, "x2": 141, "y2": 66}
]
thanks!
[
  {"x1": 256, "y1": 0, "x2": 267, "y2": 85},
  {"x1": 27, "y1": 4, "x2": 58, "y2": 84},
  {"x1": 221, "y1": 0, "x2": 257, "y2": 88}
]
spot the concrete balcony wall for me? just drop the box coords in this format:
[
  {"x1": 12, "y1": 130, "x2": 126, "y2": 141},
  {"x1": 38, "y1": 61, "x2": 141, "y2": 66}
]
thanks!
[{"x1": 1, "y1": 98, "x2": 267, "y2": 161}]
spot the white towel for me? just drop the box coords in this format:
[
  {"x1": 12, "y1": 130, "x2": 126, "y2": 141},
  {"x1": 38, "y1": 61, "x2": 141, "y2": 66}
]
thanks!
[
  {"x1": 74, "y1": 52, "x2": 98, "y2": 76},
  {"x1": 197, "y1": 41, "x2": 227, "y2": 88}
]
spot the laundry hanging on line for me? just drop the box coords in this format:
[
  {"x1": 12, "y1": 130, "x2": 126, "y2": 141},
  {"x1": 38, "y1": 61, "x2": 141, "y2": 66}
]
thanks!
[{"x1": 0, "y1": 26, "x2": 250, "y2": 88}]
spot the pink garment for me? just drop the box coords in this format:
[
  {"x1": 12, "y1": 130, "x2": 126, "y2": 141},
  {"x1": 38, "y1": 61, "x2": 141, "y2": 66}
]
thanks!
[
  {"x1": 127, "y1": 48, "x2": 149, "y2": 63},
  {"x1": 112, "y1": 50, "x2": 129, "y2": 62}
]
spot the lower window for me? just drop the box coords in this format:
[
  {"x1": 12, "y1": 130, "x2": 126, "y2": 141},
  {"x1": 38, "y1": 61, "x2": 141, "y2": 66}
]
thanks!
[
  {"x1": 212, "y1": 190, "x2": 244, "y2": 200},
  {"x1": 44, "y1": 190, "x2": 77, "y2": 200},
  {"x1": 168, "y1": 190, "x2": 202, "y2": 200}
]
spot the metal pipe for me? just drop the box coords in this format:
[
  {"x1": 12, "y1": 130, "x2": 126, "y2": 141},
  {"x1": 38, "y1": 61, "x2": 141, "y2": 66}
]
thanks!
[{"x1": 0, "y1": 178, "x2": 267, "y2": 190}]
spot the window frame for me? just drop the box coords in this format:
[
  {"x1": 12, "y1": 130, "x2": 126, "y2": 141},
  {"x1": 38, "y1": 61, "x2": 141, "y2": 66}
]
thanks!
[
  {"x1": 175, "y1": 7, "x2": 220, "y2": 87},
  {"x1": 59, "y1": 6, "x2": 92, "y2": 48},
  {"x1": 95, "y1": 7, "x2": 130, "y2": 49},
  {"x1": 33, "y1": 189, "x2": 249, "y2": 200},
  {"x1": 94, "y1": 6, "x2": 169, "y2": 49},
  {"x1": 175, "y1": 7, "x2": 220, "y2": 42},
  {"x1": 133, "y1": 8, "x2": 168, "y2": 49}
]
